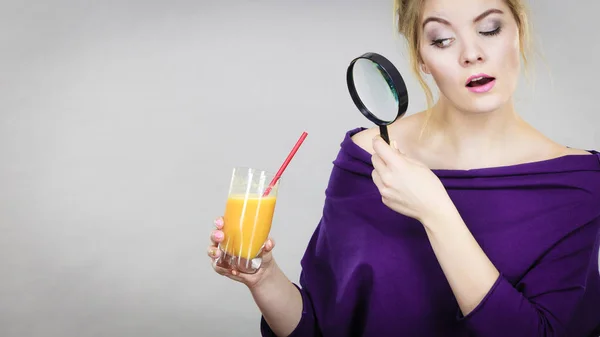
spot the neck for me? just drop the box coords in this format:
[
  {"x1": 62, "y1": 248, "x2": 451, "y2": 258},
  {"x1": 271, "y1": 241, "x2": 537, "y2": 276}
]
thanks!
[{"x1": 423, "y1": 96, "x2": 526, "y2": 162}]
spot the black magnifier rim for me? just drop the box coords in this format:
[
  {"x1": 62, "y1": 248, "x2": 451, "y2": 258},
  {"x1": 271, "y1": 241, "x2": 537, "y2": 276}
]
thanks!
[{"x1": 346, "y1": 52, "x2": 409, "y2": 126}]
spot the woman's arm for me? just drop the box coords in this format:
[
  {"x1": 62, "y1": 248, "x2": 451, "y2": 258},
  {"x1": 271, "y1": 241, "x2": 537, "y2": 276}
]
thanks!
[
  {"x1": 421, "y1": 202, "x2": 599, "y2": 337},
  {"x1": 421, "y1": 203, "x2": 500, "y2": 316},
  {"x1": 249, "y1": 260, "x2": 303, "y2": 337}
]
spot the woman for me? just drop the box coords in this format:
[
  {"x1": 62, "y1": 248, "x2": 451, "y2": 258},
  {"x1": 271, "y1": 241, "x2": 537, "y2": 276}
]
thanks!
[{"x1": 208, "y1": 0, "x2": 600, "y2": 336}]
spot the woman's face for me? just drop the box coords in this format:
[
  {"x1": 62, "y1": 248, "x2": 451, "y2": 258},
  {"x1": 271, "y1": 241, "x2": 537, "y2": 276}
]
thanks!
[{"x1": 419, "y1": 0, "x2": 521, "y2": 114}]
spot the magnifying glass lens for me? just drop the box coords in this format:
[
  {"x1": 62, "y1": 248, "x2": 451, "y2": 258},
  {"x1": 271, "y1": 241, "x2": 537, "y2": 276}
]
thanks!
[
  {"x1": 351, "y1": 59, "x2": 399, "y2": 123},
  {"x1": 346, "y1": 52, "x2": 409, "y2": 145}
]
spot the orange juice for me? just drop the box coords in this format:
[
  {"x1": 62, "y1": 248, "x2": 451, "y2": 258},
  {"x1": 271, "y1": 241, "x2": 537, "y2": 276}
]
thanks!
[{"x1": 221, "y1": 194, "x2": 277, "y2": 260}]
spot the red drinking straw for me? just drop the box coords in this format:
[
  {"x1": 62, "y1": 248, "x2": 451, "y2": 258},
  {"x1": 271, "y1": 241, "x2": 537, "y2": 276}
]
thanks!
[{"x1": 262, "y1": 131, "x2": 308, "y2": 197}]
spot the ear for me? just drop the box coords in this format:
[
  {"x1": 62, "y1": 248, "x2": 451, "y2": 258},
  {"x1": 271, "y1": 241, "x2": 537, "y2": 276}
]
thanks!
[{"x1": 420, "y1": 62, "x2": 430, "y2": 74}]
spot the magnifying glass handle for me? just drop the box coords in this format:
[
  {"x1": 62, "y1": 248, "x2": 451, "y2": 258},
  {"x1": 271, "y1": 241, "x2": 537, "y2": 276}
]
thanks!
[{"x1": 379, "y1": 125, "x2": 390, "y2": 144}]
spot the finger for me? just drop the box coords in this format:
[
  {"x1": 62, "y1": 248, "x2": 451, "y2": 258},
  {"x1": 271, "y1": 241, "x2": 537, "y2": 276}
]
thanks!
[
  {"x1": 210, "y1": 230, "x2": 224, "y2": 244},
  {"x1": 212, "y1": 263, "x2": 231, "y2": 276},
  {"x1": 373, "y1": 136, "x2": 404, "y2": 167},
  {"x1": 391, "y1": 140, "x2": 405, "y2": 155},
  {"x1": 263, "y1": 238, "x2": 276, "y2": 252},
  {"x1": 372, "y1": 153, "x2": 396, "y2": 188},
  {"x1": 371, "y1": 169, "x2": 384, "y2": 190},
  {"x1": 371, "y1": 170, "x2": 392, "y2": 205},
  {"x1": 211, "y1": 258, "x2": 235, "y2": 276},
  {"x1": 207, "y1": 246, "x2": 221, "y2": 259},
  {"x1": 389, "y1": 140, "x2": 424, "y2": 166},
  {"x1": 214, "y1": 217, "x2": 224, "y2": 230},
  {"x1": 385, "y1": 138, "x2": 423, "y2": 168},
  {"x1": 229, "y1": 269, "x2": 244, "y2": 279},
  {"x1": 371, "y1": 153, "x2": 390, "y2": 175},
  {"x1": 212, "y1": 262, "x2": 245, "y2": 282}
]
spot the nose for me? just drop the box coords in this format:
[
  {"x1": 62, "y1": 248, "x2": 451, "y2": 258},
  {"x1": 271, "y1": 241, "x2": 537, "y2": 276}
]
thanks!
[{"x1": 460, "y1": 40, "x2": 485, "y2": 67}]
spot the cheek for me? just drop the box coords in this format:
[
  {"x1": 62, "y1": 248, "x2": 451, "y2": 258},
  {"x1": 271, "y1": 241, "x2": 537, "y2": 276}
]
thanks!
[
  {"x1": 422, "y1": 54, "x2": 461, "y2": 89},
  {"x1": 498, "y1": 31, "x2": 521, "y2": 71},
  {"x1": 430, "y1": 66, "x2": 463, "y2": 96}
]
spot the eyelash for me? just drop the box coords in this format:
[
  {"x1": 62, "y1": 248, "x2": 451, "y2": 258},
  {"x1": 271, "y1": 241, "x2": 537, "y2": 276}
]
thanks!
[
  {"x1": 430, "y1": 26, "x2": 502, "y2": 48},
  {"x1": 481, "y1": 26, "x2": 502, "y2": 37}
]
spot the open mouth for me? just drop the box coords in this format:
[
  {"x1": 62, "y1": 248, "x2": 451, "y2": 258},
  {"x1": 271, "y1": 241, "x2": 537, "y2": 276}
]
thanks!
[{"x1": 466, "y1": 76, "x2": 496, "y2": 87}]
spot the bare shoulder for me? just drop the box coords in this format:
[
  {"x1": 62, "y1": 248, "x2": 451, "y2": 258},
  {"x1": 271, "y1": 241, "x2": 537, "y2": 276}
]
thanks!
[
  {"x1": 518, "y1": 124, "x2": 593, "y2": 161},
  {"x1": 562, "y1": 147, "x2": 594, "y2": 156},
  {"x1": 350, "y1": 126, "x2": 379, "y2": 155},
  {"x1": 528, "y1": 132, "x2": 594, "y2": 161},
  {"x1": 350, "y1": 112, "x2": 425, "y2": 155},
  {"x1": 535, "y1": 131, "x2": 594, "y2": 157}
]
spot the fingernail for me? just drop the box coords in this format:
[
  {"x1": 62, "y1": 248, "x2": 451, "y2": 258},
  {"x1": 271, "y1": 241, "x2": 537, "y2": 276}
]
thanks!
[
  {"x1": 214, "y1": 218, "x2": 223, "y2": 227},
  {"x1": 215, "y1": 231, "x2": 224, "y2": 240},
  {"x1": 208, "y1": 247, "x2": 217, "y2": 257}
]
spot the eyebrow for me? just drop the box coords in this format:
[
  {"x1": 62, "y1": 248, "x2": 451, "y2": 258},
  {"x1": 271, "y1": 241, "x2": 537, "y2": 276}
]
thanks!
[{"x1": 422, "y1": 8, "x2": 504, "y2": 29}]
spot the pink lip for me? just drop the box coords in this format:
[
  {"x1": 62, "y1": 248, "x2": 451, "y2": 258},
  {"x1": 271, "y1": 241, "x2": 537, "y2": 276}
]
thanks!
[
  {"x1": 465, "y1": 73, "x2": 496, "y2": 93},
  {"x1": 465, "y1": 73, "x2": 493, "y2": 85},
  {"x1": 467, "y1": 79, "x2": 496, "y2": 93}
]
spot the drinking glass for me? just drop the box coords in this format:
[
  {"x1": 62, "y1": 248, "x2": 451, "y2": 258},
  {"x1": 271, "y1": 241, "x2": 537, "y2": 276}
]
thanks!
[{"x1": 215, "y1": 167, "x2": 280, "y2": 274}]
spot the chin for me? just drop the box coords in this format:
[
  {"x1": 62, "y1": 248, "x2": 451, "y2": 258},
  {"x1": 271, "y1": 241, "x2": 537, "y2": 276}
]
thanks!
[
  {"x1": 450, "y1": 94, "x2": 507, "y2": 114},
  {"x1": 468, "y1": 97, "x2": 507, "y2": 114}
]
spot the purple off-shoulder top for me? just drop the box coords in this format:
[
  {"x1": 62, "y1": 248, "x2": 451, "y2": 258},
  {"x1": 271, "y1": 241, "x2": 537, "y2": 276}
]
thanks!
[{"x1": 261, "y1": 127, "x2": 600, "y2": 337}]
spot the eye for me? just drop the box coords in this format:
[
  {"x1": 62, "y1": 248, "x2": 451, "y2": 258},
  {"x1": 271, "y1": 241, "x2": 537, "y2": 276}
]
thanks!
[
  {"x1": 431, "y1": 37, "x2": 454, "y2": 48},
  {"x1": 480, "y1": 26, "x2": 502, "y2": 36}
]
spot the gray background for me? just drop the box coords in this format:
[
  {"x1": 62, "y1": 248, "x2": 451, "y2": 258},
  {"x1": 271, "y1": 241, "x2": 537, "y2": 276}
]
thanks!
[{"x1": 1, "y1": 1, "x2": 599, "y2": 336}]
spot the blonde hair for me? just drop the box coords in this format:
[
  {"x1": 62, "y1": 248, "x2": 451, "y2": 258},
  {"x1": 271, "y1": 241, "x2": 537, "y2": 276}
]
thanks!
[{"x1": 393, "y1": 0, "x2": 534, "y2": 132}]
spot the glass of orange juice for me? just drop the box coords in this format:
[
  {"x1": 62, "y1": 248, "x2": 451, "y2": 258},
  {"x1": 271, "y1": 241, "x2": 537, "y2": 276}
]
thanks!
[{"x1": 215, "y1": 166, "x2": 280, "y2": 274}]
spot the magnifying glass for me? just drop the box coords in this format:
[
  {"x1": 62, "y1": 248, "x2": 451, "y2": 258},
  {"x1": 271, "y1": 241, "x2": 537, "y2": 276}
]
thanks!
[{"x1": 346, "y1": 52, "x2": 409, "y2": 144}]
